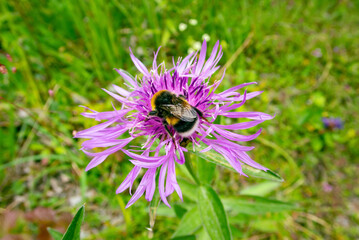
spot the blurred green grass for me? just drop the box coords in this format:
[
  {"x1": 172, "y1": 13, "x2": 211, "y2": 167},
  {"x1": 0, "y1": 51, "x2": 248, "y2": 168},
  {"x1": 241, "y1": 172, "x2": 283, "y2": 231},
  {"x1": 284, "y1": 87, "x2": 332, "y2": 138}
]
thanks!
[{"x1": 0, "y1": 0, "x2": 358, "y2": 239}]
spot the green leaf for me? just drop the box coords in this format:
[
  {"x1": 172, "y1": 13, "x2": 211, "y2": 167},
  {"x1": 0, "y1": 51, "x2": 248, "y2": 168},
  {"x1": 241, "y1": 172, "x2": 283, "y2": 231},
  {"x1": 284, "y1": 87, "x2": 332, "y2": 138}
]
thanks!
[
  {"x1": 177, "y1": 178, "x2": 198, "y2": 202},
  {"x1": 172, "y1": 206, "x2": 202, "y2": 238},
  {"x1": 242, "y1": 165, "x2": 283, "y2": 182},
  {"x1": 155, "y1": 204, "x2": 176, "y2": 218},
  {"x1": 196, "y1": 156, "x2": 216, "y2": 184},
  {"x1": 197, "y1": 186, "x2": 232, "y2": 240},
  {"x1": 222, "y1": 196, "x2": 298, "y2": 215},
  {"x1": 239, "y1": 181, "x2": 281, "y2": 196},
  {"x1": 61, "y1": 205, "x2": 85, "y2": 240},
  {"x1": 173, "y1": 204, "x2": 188, "y2": 218},
  {"x1": 191, "y1": 145, "x2": 283, "y2": 182},
  {"x1": 47, "y1": 228, "x2": 63, "y2": 240},
  {"x1": 196, "y1": 227, "x2": 211, "y2": 240}
]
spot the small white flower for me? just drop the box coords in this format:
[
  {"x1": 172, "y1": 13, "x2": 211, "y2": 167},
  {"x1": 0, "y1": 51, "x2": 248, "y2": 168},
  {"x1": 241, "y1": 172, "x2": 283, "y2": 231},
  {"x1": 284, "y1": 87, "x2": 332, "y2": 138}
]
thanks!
[
  {"x1": 193, "y1": 41, "x2": 202, "y2": 51},
  {"x1": 202, "y1": 33, "x2": 211, "y2": 42},
  {"x1": 189, "y1": 19, "x2": 198, "y2": 26},
  {"x1": 178, "y1": 23, "x2": 187, "y2": 32},
  {"x1": 136, "y1": 46, "x2": 144, "y2": 56},
  {"x1": 187, "y1": 48, "x2": 195, "y2": 54}
]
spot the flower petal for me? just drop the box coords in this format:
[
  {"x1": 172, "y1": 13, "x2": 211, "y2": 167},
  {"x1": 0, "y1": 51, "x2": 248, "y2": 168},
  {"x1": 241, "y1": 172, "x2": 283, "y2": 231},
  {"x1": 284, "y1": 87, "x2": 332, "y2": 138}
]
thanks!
[
  {"x1": 85, "y1": 155, "x2": 109, "y2": 171},
  {"x1": 159, "y1": 160, "x2": 170, "y2": 207},
  {"x1": 214, "y1": 120, "x2": 264, "y2": 130},
  {"x1": 195, "y1": 40, "x2": 207, "y2": 75},
  {"x1": 116, "y1": 166, "x2": 142, "y2": 194},
  {"x1": 129, "y1": 48, "x2": 150, "y2": 77},
  {"x1": 213, "y1": 127, "x2": 262, "y2": 142},
  {"x1": 217, "y1": 82, "x2": 257, "y2": 97},
  {"x1": 113, "y1": 84, "x2": 131, "y2": 97},
  {"x1": 145, "y1": 168, "x2": 157, "y2": 201},
  {"x1": 221, "y1": 111, "x2": 274, "y2": 120},
  {"x1": 75, "y1": 117, "x2": 119, "y2": 138},
  {"x1": 122, "y1": 149, "x2": 164, "y2": 162},
  {"x1": 115, "y1": 68, "x2": 138, "y2": 88}
]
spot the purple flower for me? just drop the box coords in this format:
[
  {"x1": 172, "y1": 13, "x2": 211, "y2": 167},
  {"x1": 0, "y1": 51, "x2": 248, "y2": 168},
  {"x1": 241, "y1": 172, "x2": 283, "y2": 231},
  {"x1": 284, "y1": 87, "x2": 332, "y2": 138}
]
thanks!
[
  {"x1": 322, "y1": 117, "x2": 343, "y2": 130},
  {"x1": 76, "y1": 40, "x2": 273, "y2": 208}
]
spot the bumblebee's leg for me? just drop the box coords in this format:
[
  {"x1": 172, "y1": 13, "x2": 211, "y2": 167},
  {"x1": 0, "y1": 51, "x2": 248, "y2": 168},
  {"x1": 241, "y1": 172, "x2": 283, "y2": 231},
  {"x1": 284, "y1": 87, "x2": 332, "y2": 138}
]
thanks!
[
  {"x1": 164, "y1": 124, "x2": 173, "y2": 138},
  {"x1": 194, "y1": 107, "x2": 209, "y2": 122},
  {"x1": 145, "y1": 110, "x2": 158, "y2": 121},
  {"x1": 162, "y1": 120, "x2": 174, "y2": 137},
  {"x1": 180, "y1": 138, "x2": 191, "y2": 148},
  {"x1": 148, "y1": 110, "x2": 158, "y2": 116},
  {"x1": 193, "y1": 107, "x2": 203, "y2": 117},
  {"x1": 163, "y1": 120, "x2": 177, "y2": 147}
]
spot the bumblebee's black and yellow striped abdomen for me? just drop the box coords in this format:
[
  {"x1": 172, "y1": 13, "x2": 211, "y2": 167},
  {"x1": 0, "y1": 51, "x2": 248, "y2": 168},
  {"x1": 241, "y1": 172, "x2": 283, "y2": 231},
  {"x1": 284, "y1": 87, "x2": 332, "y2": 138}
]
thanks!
[
  {"x1": 165, "y1": 116, "x2": 180, "y2": 126},
  {"x1": 171, "y1": 118, "x2": 199, "y2": 136}
]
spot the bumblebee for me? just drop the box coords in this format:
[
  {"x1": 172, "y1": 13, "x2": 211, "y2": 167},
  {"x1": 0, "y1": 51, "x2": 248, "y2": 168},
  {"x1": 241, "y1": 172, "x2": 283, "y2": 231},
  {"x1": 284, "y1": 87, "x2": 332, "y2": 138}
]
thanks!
[{"x1": 148, "y1": 90, "x2": 204, "y2": 138}]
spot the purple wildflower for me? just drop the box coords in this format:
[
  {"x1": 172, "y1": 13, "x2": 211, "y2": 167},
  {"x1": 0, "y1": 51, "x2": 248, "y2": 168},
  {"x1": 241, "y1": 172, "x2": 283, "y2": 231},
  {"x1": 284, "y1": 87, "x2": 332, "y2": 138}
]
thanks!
[
  {"x1": 322, "y1": 117, "x2": 343, "y2": 130},
  {"x1": 76, "y1": 40, "x2": 273, "y2": 208}
]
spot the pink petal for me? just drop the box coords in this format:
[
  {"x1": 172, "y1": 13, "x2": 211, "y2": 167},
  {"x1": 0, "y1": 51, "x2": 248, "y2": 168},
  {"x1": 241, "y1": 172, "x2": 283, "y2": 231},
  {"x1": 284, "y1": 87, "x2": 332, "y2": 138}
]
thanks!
[
  {"x1": 159, "y1": 160, "x2": 170, "y2": 207},
  {"x1": 129, "y1": 49, "x2": 150, "y2": 77},
  {"x1": 116, "y1": 166, "x2": 141, "y2": 194},
  {"x1": 195, "y1": 40, "x2": 207, "y2": 75},
  {"x1": 115, "y1": 68, "x2": 138, "y2": 88}
]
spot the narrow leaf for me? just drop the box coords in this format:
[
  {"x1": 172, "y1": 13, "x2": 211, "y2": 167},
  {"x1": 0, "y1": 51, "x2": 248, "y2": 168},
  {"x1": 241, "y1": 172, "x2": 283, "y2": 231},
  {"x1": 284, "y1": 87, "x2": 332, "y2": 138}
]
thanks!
[
  {"x1": 172, "y1": 206, "x2": 202, "y2": 238},
  {"x1": 191, "y1": 145, "x2": 283, "y2": 182},
  {"x1": 47, "y1": 228, "x2": 63, "y2": 240},
  {"x1": 197, "y1": 186, "x2": 232, "y2": 240},
  {"x1": 242, "y1": 165, "x2": 283, "y2": 182},
  {"x1": 240, "y1": 181, "x2": 281, "y2": 196},
  {"x1": 222, "y1": 195, "x2": 299, "y2": 215},
  {"x1": 62, "y1": 205, "x2": 85, "y2": 240}
]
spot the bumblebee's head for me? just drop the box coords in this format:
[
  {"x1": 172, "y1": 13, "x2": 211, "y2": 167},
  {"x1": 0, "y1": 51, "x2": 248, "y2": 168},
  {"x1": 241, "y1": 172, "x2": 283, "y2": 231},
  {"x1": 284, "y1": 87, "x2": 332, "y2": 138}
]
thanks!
[{"x1": 151, "y1": 90, "x2": 173, "y2": 109}]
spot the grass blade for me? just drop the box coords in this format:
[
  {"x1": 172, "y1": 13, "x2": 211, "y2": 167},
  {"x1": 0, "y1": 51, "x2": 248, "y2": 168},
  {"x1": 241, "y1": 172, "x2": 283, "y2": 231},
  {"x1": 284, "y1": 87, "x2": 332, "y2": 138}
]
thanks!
[{"x1": 222, "y1": 195, "x2": 299, "y2": 215}]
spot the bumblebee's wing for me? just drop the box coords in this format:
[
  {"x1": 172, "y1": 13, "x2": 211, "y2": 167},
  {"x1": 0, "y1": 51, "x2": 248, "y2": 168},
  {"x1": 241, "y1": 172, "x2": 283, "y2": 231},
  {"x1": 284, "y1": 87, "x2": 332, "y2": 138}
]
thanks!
[{"x1": 160, "y1": 104, "x2": 197, "y2": 122}]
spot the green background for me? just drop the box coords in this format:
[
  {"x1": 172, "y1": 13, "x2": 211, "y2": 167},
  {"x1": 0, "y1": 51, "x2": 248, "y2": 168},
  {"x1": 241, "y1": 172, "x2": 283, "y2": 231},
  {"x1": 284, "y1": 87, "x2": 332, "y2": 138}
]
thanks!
[{"x1": 1, "y1": 0, "x2": 358, "y2": 239}]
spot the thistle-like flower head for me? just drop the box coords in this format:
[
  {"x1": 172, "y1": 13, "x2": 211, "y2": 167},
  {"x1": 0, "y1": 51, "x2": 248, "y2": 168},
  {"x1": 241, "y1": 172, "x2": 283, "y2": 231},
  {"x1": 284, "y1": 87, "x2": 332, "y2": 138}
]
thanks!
[{"x1": 76, "y1": 40, "x2": 273, "y2": 207}]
